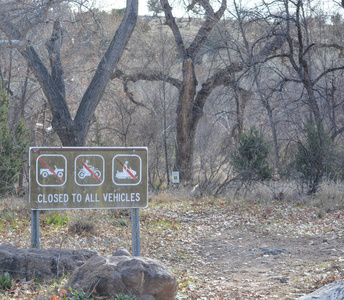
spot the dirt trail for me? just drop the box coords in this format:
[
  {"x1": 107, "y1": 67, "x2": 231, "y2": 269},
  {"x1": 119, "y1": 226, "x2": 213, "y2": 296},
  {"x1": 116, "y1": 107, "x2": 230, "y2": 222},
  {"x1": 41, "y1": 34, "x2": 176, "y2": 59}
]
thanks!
[
  {"x1": 171, "y1": 205, "x2": 344, "y2": 299},
  {"x1": 193, "y1": 229, "x2": 344, "y2": 299}
]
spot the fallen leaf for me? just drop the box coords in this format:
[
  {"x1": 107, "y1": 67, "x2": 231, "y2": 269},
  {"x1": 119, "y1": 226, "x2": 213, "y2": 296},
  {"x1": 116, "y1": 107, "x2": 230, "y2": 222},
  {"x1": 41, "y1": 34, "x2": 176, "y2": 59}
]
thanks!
[{"x1": 59, "y1": 289, "x2": 68, "y2": 297}]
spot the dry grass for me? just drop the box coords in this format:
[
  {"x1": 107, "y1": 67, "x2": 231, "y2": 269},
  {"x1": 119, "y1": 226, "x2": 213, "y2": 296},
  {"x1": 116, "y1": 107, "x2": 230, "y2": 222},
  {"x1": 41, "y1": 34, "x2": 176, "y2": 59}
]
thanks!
[
  {"x1": 1, "y1": 194, "x2": 28, "y2": 211},
  {"x1": 1, "y1": 181, "x2": 344, "y2": 299},
  {"x1": 315, "y1": 180, "x2": 344, "y2": 212},
  {"x1": 68, "y1": 212, "x2": 96, "y2": 235}
]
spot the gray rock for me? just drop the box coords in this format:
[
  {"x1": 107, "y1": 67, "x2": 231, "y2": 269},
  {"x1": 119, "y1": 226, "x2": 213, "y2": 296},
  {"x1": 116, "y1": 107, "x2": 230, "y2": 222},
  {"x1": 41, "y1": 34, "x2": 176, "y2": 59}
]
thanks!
[
  {"x1": 272, "y1": 276, "x2": 288, "y2": 283},
  {"x1": 261, "y1": 248, "x2": 290, "y2": 256},
  {"x1": 113, "y1": 247, "x2": 131, "y2": 257},
  {"x1": 297, "y1": 280, "x2": 344, "y2": 300},
  {"x1": 0, "y1": 244, "x2": 96, "y2": 281},
  {"x1": 65, "y1": 254, "x2": 178, "y2": 300}
]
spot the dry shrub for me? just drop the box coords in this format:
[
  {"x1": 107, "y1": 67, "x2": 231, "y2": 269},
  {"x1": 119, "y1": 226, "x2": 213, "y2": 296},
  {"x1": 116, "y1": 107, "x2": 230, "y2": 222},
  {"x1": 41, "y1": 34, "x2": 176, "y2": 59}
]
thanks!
[
  {"x1": 236, "y1": 180, "x2": 304, "y2": 203},
  {"x1": 0, "y1": 194, "x2": 28, "y2": 211},
  {"x1": 241, "y1": 180, "x2": 344, "y2": 210},
  {"x1": 68, "y1": 211, "x2": 95, "y2": 235},
  {"x1": 150, "y1": 181, "x2": 305, "y2": 205},
  {"x1": 316, "y1": 180, "x2": 344, "y2": 211},
  {"x1": 149, "y1": 187, "x2": 195, "y2": 204},
  {"x1": 0, "y1": 195, "x2": 30, "y2": 221}
]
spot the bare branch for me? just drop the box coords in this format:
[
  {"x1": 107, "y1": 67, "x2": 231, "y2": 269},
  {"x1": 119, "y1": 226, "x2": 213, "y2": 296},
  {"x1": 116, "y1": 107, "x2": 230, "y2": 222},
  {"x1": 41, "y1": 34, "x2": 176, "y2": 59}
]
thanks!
[
  {"x1": 20, "y1": 45, "x2": 72, "y2": 130},
  {"x1": 160, "y1": 0, "x2": 187, "y2": 58},
  {"x1": 0, "y1": 40, "x2": 21, "y2": 47},
  {"x1": 46, "y1": 20, "x2": 65, "y2": 99},
  {"x1": 331, "y1": 126, "x2": 344, "y2": 140},
  {"x1": 313, "y1": 66, "x2": 344, "y2": 85},
  {"x1": 187, "y1": 0, "x2": 226, "y2": 58},
  {"x1": 112, "y1": 69, "x2": 182, "y2": 90},
  {"x1": 303, "y1": 42, "x2": 344, "y2": 57},
  {"x1": 74, "y1": 0, "x2": 138, "y2": 139},
  {"x1": 192, "y1": 62, "x2": 246, "y2": 119},
  {"x1": 0, "y1": 0, "x2": 54, "y2": 42},
  {"x1": 252, "y1": 33, "x2": 287, "y2": 64},
  {"x1": 121, "y1": 80, "x2": 152, "y2": 111}
]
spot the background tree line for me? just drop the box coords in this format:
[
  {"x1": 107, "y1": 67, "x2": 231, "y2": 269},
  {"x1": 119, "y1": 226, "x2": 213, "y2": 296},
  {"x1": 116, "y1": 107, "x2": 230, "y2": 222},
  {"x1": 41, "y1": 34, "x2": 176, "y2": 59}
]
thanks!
[{"x1": 1, "y1": 0, "x2": 344, "y2": 197}]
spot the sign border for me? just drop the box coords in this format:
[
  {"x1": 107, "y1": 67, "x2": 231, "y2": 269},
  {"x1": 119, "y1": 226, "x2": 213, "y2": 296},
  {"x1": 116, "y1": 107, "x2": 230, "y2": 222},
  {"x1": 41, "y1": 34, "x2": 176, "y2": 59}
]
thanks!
[{"x1": 29, "y1": 146, "x2": 148, "y2": 210}]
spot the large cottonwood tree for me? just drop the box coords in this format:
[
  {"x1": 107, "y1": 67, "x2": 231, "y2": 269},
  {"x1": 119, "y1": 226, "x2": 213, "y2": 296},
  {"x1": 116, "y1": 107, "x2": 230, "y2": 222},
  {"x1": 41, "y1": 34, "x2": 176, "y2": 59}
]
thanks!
[
  {"x1": 112, "y1": 0, "x2": 286, "y2": 184},
  {"x1": 0, "y1": 0, "x2": 138, "y2": 146}
]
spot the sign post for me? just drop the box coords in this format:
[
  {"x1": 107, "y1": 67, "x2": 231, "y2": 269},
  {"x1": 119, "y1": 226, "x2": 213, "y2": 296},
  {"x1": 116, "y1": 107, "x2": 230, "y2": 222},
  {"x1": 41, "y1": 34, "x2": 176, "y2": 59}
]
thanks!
[
  {"x1": 31, "y1": 210, "x2": 39, "y2": 248},
  {"x1": 131, "y1": 208, "x2": 140, "y2": 256},
  {"x1": 29, "y1": 147, "x2": 148, "y2": 255}
]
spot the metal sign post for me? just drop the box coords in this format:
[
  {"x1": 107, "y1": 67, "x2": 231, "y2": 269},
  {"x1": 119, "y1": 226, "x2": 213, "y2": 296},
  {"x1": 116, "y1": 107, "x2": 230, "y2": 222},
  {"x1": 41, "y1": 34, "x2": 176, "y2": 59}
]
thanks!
[
  {"x1": 31, "y1": 210, "x2": 40, "y2": 248},
  {"x1": 29, "y1": 147, "x2": 148, "y2": 254},
  {"x1": 131, "y1": 208, "x2": 140, "y2": 256}
]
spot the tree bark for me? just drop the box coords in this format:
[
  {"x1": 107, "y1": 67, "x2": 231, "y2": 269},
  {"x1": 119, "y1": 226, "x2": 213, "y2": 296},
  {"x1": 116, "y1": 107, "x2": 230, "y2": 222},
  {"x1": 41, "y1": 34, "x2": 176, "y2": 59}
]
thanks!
[
  {"x1": 161, "y1": 0, "x2": 226, "y2": 184},
  {"x1": 1, "y1": 0, "x2": 138, "y2": 146},
  {"x1": 175, "y1": 58, "x2": 198, "y2": 183}
]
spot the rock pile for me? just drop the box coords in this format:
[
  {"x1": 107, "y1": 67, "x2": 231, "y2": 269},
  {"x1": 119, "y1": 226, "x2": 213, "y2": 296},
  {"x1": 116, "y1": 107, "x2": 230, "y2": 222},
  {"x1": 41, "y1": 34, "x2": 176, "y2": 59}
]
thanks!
[{"x1": 0, "y1": 244, "x2": 178, "y2": 300}]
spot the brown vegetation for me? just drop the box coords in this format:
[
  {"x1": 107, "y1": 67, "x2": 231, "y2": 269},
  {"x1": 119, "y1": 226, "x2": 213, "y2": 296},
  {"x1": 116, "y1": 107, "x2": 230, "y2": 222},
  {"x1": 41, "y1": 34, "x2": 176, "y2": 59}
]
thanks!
[
  {"x1": 1, "y1": 184, "x2": 344, "y2": 299},
  {"x1": 2, "y1": 0, "x2": 344, "y2": 192}
]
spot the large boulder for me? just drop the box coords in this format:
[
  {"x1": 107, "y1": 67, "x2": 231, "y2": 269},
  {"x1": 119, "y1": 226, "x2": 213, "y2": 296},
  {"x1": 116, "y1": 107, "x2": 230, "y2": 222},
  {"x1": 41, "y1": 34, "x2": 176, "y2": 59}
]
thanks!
[
  {"x1": 65, "y1": 253, "x2": 178, "y2": 300},
  {"x1": 297, "y1": 280, "x2": 344, "y2": 300},
  {"x1": 0, "y1": 244, "x2": 96, "y2": 281}
]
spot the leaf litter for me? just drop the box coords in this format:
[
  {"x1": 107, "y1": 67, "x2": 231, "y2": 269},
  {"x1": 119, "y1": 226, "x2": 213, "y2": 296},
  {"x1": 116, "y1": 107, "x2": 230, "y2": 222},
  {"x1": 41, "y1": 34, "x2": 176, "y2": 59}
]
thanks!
[{"x1": 1, "y1": 195, "x2": 344, "y2": 299}]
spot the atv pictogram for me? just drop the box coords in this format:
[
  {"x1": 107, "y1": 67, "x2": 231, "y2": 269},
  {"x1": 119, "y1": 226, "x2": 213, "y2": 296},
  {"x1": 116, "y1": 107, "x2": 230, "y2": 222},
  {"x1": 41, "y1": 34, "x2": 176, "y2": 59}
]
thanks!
[{"x1": 40, "y1": 166, "x2": 64, "y2": 178}]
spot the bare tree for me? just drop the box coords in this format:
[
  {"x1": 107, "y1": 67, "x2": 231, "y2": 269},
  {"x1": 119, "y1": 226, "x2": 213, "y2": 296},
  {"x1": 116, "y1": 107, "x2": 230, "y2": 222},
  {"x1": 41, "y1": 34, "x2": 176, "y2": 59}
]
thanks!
[
  {"x1": 0, "y1": 0, "x2": 138, "y2": 146},
  {"x1": 258, "y1": 0, "x2": 344, "y2": 192},
  {"x1": 265, "y1": 0, "x2": 344, "y2": 127},
  {"x1": 112, "y1": 0, "x2": 287, "y2": 185}
]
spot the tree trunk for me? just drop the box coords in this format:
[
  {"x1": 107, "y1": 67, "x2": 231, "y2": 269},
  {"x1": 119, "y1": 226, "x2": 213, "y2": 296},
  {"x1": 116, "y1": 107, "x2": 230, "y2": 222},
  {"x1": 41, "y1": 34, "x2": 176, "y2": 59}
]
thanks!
[
  {"x1": 4, "y1": 0, "x2": 138, "y2": 147},
  {"x1": 175, "y1": 58, "x2": 198, "y2": 184}
]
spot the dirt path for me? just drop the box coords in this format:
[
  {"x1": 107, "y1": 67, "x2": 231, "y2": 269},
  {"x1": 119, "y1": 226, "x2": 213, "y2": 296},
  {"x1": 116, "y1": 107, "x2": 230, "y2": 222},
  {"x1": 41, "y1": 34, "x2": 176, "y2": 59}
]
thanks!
[
  {"x1": 167, "y1": 203, "x2": 344, "y2": 299},
  {"x1": 191, "y1": 228, "x2": 344, "y2": 299}
]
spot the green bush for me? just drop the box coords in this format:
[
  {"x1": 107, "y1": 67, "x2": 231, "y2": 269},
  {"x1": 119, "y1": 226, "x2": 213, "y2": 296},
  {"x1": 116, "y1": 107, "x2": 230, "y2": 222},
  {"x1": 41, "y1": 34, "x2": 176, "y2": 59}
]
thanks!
[
  {"x1": 0, "y1": 272, "x2": 12, "y2": 291},
  {"x1": 67, "y1": 286, "x2": 87, "y2": 300},
  {"x1": 294, "y1": 121, "x2": 336, "y2": 194},
  {"x1": 65, "y1": 287, "x2": 135, "y2": 300},
  {"x1": 112, "y1": 8, "x2": 126, "y2": 16},
  {"x1": 46, "y1": 212, "x2": 69, "y2": 227},
  {"x1": 0, "y1": 80, "x2": 29, "y2": 195},
  {"x1": 230, "y1": 126, "x2": 272, "y2": 184},
  {"x1": 147, "y1": 0, "x2": 162, "y2": 15}
]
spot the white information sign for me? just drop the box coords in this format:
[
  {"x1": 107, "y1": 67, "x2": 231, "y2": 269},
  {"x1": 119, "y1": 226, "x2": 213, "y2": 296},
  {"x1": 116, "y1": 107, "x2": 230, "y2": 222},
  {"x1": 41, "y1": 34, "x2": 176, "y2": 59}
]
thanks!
[{"x1": 172, "y1": 171, "x2": 180, "y2": 184}]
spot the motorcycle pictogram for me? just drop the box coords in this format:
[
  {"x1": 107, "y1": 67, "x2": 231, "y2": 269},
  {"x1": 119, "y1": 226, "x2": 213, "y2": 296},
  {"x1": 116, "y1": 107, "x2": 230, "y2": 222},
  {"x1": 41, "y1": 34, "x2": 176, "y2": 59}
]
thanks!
[{"x1": 78, "y1": 160, "x2": 101, "y2": 179}]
